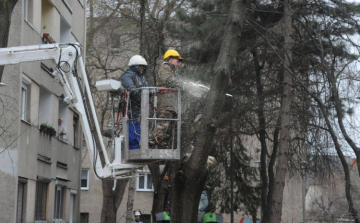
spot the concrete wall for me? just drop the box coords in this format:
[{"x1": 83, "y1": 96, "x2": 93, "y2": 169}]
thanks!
[
  {"x1": 80, "y1": 143, "x2": 155, "y2": 223},
  {"x1": 80, "y1": 146, "x2": 103, "y2": 223}
]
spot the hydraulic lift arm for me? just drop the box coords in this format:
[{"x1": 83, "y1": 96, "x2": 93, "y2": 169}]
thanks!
[{"x1": 0, "y1": 43, "x2": 144, "y2": 179}]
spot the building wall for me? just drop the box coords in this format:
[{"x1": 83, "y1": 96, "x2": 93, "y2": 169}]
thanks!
[
  {"x1": 305, "y1": 160, "x2": 360, "y2": 221},
  {"x1": 0, "y1": 0, "x2": 86, "y2": 222},
  {"x1": 0, "y1": 1, "x2": 23, "y2": 222},
  {"x1": 80, "y1": 143, "x2": 155, "y2": 223},
  {"x1": 80, "y1": 146, "x2": 103, "y2": 223}
]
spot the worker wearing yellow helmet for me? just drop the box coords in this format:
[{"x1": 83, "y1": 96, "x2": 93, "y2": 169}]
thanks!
[{"x1": 148, "y1": 49, "x2": 186, "y2": 148}]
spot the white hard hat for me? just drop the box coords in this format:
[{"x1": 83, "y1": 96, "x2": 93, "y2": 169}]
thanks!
[
  {"x1": 128, "y1": 55, "x2": 147, "y2": 66},
  {"x1": 134, "y1": 210, "x2": 141, "y2": 216}
]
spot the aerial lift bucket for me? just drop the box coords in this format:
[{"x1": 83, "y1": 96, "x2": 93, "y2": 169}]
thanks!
[{"x1": 122, "y1": 87, "x2": 181, "y2": 163}]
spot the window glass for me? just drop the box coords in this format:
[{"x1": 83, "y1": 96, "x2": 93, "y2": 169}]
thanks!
[
  {"x1": 141, "y1": 214, "x2": 151, "y2": 223},
  {"x1": 69, "y1": 193, "x2": 76, "y2": 223},
  {"x1": 16, "y1": 182, "x2": 27, "y2": 223},
  {"x1": 73, "y1": 115, "x2": 79, "y2": 147},
  {"x1": 38, "y1": 87, "x2": 53, "y2": 128},
  {"x1": 80, "y1": 213, "x2": 89, "y2": 223},
  {"x1": 147, "y1": 174, "x2": 152, "y2": 190},
  {"x1": 110, "y1": 32, "x2": 121, "y2": 49},
  {"x1": 21, "y1": 74, "x2": 31, "y2": 122},
  {"x1": 21, "y1": 84, "x2": 27, "y2": 120},
  {"x1": 138, "y1": 176, "x2": 145, "y2": 189},
  {"x1": 54, "y1": 185, "x2": 65, "y2": 219},
  {"x1": 137, "y1": 172, "x2": 153, "y2": 191},
  {"x1": 24, "y1": 0, "x2": 33, "y2": 23},
  {"x1": 81, "y1": 169, "x2": 89, "y2": 190},
  {"x1": 35, "y1": 181, "x2": 48, "y2": 220},
  {"x1": 58, "y1": 100, "x2": 69, "y2": 142}
]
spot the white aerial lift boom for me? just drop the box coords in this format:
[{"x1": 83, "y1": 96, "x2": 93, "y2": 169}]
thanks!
[
  {"x1": 0, "y1": 43, "x2": 219, "y2": 180},
  {"x1": 0, "y1": 43, "x2": 147, "y2": 179}
]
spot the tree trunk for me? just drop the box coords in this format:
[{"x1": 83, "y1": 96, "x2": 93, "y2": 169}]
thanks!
[
  {"x1": 252, "y1": 49, "x2": 268, "y2": 219},
  {"x1": 101, "y1": 179, "x2": 129, "y2": 223},
  {"x1": 267, "y1": 0, "x2": 293, "y2": 222},
  {"x1": 327, "y1": 60, "x2": 360, "y2": 178},
  {"x1": 0, "y1": 0, "x2": 18, "y2": 82},
  {"x1": 148, "y1": 163, "x2": 170, "y2": 222},
  {"x1": 264, "y1": 115, "x2": 281, "y2": 220},
  {"x1": 126, "y1": 171, "x2": 136, "y2": 223},
  {"x1": 170, "y1": 0, "x2": 248, "y2": 223},
  {"x1": 139, "y1": 0, "x2": 146, "y2": 56}
]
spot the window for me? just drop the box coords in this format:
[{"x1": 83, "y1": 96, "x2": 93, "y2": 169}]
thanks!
[
  {"x1": 69, "y1": 190, "x2": 77, "y2": 223},
  {"x1": 42, "y1": 0, "x2": 58, "y2": 43},
  {"x1": 73, "y1": 115, "x2": 79, "y2": 147},
  {"x1": 58, "y1": 100, "x2": 69, "y2": 142},
  {"x1": 35, "y1": 181, "x2": 48, "y2": 220},
  {"x1": 110, "y1": 32, "x2": 121, "y2": 49},
  {"x1": 141, "y1": 214, "x2": 151, "y2": 223},
  {"x1": 38, "y1": 87, "x2": 53, "y2": 128},
  {"x1": 81, "y1": 169, "x2": 89, "y2": 190},
  {"x1": 137, "y1": 171, "x2": 153, "y2": 191},
  {"x1": 21, "y1": 84, "x2": 28, "y2": 121},
  {"x1": 54, "y1": 185, "x2": 65, "y2": 220},
  {"x1": 21, "y1": 74, "x2": 31, "y2": 122},
  {"x1": 60, "y1": 15, "x2": 71, "y2": 43},
  {"x1": 24, "y1": 0, "x2": 33, "y2": 24},
  {"x1": 16, "y1": 179, "x2": 27, "y2": 223},
  {"x1": 80, "y1": 213, "x2": 89, "y2": 223}
]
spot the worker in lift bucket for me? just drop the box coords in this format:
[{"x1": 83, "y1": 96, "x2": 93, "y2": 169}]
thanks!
[
  {"x1": 148, "y1": 49, "x2": 187, "y2": 148},
  {"x1": 132, "y1": 210, "x2": 144, "y2": 223},
  {"x1": 120, "y1": 55, "x2": 151, "y2": 150}
]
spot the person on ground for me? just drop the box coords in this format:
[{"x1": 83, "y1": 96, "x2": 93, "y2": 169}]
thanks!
[{"x1": 132, "y1": 210, "x2": 144, "y2": 223}]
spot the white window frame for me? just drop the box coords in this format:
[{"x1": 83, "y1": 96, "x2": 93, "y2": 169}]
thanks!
[
  {"x1": 81, "y1": 169, "x2": 89, "y2": 190},
  {"x1": 136, "y1": 170, "x2": 153, "y2": 192},
  {"x1": 24, "y1": 0, "x2": 29, "y2": 21},
  {"x1": 21, "y1": 74, "x2": 31, "y2": 122},
  {"x1": 54, "y1": 185, "x2": 65, "y2": 220},
  {"x1": 21, "y1": 83, "x2": 28, "y2": 121},
  {"x1": 24, "y1": 0, "x2": 33, "y2": 25}
]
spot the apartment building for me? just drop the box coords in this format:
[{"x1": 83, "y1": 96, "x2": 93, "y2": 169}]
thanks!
[
  {"x1": 80, "y1": 149, "x2": 154, "y2": 223},
  {"x1": 0, "y1": 0, "x2": 86, "y2": 222}
]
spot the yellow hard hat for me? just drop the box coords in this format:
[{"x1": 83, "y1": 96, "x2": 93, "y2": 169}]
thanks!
[{"x1": 163, "y1": 49, "x2": 183, "y2": 61}]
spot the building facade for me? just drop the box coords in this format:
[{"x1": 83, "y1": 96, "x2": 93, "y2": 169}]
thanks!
[
  {"x1": 0, "y1": 0, "x2": 87, "y2": 222},
  {"x1": 80, "y1": 151, "x2": 154, "y2": 223}
]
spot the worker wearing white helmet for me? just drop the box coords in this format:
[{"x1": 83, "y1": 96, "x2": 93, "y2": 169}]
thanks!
[
  {"x1": 132, "y1": 210, "x2": 144, "y2": 223},
  {"x1": 121, "y1": 55, "x2": 150, "y2": 94},
  {"x1": 120, "y1": 55, "x2": 151, "y2": 149}
]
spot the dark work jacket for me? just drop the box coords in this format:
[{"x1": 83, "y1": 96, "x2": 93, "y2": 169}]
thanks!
[{"x1": 120, "y1": 69, "x2": 150, "y2": 119}]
